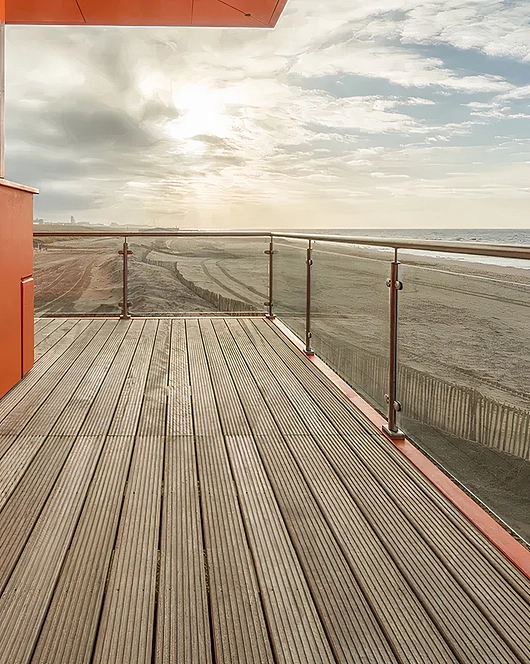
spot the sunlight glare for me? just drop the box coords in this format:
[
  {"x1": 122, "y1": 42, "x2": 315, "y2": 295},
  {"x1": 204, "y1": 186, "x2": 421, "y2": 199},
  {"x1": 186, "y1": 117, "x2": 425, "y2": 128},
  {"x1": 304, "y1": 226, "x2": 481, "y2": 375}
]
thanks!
[{"x1": 169, "y1": 83, "x2": 234, "y2": 141}]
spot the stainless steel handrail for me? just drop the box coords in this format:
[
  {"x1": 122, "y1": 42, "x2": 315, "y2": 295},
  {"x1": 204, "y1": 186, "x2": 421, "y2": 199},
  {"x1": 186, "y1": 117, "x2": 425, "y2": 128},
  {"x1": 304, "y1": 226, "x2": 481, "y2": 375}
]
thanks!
[
  {"x1": 34, "y1": 229, "x2": 530, "y2": 260},
  {"x1": 33, "y1": 230, "x2": 271, "y2": 238},
  {"x1": 34, "y1": 229, "x2": 530, "y2": 438},
  {"x1": 272, "y1": 232, "x2": 530, "y2": 261}
]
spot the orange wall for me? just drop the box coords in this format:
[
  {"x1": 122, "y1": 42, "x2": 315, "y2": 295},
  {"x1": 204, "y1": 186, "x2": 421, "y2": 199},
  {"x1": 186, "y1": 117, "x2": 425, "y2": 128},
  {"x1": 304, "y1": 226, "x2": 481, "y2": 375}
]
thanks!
[{"x1": 0, "y1": 181, "x2": 36, "y2": 399}]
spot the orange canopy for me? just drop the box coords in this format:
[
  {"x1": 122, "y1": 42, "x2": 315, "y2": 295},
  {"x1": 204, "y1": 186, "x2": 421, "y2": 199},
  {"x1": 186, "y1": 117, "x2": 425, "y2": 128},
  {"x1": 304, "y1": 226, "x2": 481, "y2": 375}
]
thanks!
[{"x1": 5, "y1": 0, "x2": 288, "y2": 27}]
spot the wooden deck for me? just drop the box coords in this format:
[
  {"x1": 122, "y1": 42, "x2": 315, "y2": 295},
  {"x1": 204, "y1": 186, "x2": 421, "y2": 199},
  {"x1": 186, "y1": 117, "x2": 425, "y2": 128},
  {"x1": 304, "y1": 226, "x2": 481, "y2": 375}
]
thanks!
[{"x1": 0, "y1": 316, "x2": 529, "y2": 664}]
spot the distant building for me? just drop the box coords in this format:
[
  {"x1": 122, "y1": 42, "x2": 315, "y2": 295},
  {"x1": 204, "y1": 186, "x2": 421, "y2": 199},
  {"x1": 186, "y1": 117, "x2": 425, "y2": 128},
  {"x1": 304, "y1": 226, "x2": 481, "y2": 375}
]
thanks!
[{"x1": 70, "y1": 215, "x2": 77, "y2": 225}]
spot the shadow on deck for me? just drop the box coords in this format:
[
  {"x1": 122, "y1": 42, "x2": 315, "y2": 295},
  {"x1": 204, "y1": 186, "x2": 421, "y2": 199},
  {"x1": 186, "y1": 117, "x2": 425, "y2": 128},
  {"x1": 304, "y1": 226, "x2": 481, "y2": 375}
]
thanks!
[{"x1": 0, "y1": 317, "x2": 529, "y2": 664}]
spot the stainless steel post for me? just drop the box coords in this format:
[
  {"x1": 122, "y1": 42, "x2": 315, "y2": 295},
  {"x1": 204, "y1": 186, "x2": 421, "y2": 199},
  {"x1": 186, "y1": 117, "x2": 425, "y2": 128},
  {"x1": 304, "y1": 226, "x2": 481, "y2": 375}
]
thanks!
[
  {"x1": 119, "y1": 238, "x2": 131, "y2": 320},
  {"x1": 305, "y1": 239, "x2": 314, "y2": 356},
  {"x1": 383, "y1": 249, "x2": 404, "y2": 438},
  {"x1": 266, "y1": 236, "x2": 275, "y2": 318}
]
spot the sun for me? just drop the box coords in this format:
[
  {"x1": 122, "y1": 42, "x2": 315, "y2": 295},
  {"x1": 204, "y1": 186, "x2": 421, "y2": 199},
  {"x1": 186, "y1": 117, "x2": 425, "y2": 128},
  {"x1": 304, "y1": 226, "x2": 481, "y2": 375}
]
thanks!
[{"x1": 168, "y1": 83, "x2": 233, "y2": 141}]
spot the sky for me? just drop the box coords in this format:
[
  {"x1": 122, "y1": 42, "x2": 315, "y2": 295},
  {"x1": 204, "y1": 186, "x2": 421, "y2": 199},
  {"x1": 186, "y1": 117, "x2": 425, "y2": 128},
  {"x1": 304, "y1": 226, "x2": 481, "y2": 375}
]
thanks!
[{"x1": 6, "y1": 0, "x2": 530, "y2": 229}]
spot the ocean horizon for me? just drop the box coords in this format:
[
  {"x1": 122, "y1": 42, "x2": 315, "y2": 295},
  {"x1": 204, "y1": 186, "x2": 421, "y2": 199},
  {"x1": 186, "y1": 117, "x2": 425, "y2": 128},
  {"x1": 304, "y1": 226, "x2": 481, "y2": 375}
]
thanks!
[{"x1": 297, "y1": 228, "x2": 530, "y2": 270}]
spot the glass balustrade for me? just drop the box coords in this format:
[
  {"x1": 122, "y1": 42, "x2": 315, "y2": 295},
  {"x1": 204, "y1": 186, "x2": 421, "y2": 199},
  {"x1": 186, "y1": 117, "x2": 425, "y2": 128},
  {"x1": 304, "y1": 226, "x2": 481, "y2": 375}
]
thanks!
[
  {"x1": 272, "y1": 237, "x2": 307, "y2": 340},
  {"x1": 310, "y1": 241, "x2": 393, "y2": 414},
  {"x1": 127, "y1": 235, "x2": 268, "y2": 316},
  {"x1": 398, "y1": 252, "x2": 530, "y2": 543},
  {"x1": 34, "y1": 236, "x2": 121, "y2": 316}
]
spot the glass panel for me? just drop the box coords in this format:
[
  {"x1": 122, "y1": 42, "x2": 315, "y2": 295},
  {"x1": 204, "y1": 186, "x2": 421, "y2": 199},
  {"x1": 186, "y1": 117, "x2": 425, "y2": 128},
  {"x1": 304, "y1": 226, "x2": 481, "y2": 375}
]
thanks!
[
  {"x1": 34, "y1": 236, "x2": 122, "y2": 315},
  {"x1": 128, "y1": 236, "x2": 268, "y2": 316},
  {"x1": 399, "y1": 253, "x2": 530, "y2": 544},
  {"x1": 311, "y1": 241, "x2": 393, "y2": 414},
  {"x1": 272, "y1": 238, "x2": 307, "y2": 340}
]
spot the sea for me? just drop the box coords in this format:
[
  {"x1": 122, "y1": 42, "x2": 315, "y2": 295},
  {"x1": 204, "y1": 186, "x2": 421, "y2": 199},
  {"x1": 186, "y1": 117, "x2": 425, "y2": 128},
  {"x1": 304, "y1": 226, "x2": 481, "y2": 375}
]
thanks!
[{"x1": 301, "y1": 228, "x2": 530, "y2": 270}]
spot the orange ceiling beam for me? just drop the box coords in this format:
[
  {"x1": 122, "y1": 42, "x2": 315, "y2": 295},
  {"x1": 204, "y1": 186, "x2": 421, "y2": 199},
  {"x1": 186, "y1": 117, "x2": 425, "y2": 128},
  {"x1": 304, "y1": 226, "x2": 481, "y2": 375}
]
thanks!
[{"x1": 5, "y1": 0, "x2": 288, "y2": 27}]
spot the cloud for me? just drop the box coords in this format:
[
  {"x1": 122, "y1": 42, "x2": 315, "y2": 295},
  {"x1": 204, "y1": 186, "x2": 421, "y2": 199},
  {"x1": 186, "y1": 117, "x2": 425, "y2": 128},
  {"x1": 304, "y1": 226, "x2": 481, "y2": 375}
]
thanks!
[
  {"x1": 291, "y1": 43, "x2": 514, "y2": 92},
  {"x1": 5, "y1": 0, "x2": 530, "y2": 228}
]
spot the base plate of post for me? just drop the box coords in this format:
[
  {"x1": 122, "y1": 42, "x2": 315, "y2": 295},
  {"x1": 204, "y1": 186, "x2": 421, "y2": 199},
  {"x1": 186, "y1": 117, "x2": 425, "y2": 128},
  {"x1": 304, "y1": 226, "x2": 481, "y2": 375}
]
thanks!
[{"x1": 382, "y1": 425, "x2": 405, "y2": 440}]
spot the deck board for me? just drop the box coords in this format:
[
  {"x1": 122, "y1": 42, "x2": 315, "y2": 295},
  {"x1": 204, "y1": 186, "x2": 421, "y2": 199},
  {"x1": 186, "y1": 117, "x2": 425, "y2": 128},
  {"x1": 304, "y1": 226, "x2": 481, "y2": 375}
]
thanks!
[
  {"x1": 187, "y1": 319, "x2": 274, "y2": 664},
  {"x1": 243, "y1": 320, "x2": 521, "y2": 662},
  {"x1": 92, "y1": 320, "x2": 162, "y2": 664},
  {"x1": 227, "y1": 319, "x2": 454, "y2": 662},
  {"x1": 0, "y1": 317, "x2": 529, "y2": 664},
  {"x1": 216, "y1": 318, "x2": 398, "y2": 663},
  {"x1": 155, "y1": 319, "x2": 211, "y2": 664},
  {"x1": 0, "y1": 321, "x2": 96, "y2": 432},
  {"x1": 253, "y1": 318, "x2": 530, "y2": 659},
  {"x1": 201, "y1": 319, "x2": 335, "y2": 664}
]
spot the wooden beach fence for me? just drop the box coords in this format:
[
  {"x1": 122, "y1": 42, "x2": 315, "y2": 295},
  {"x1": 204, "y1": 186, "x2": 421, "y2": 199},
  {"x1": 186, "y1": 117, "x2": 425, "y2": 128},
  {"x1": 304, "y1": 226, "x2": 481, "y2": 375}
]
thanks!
[
  {"x1": 141, "y1": 255, "x2": 259, "y2": 314},
  {"x1": 310, "y1": 332, "x2": 530, "y2": 462}
]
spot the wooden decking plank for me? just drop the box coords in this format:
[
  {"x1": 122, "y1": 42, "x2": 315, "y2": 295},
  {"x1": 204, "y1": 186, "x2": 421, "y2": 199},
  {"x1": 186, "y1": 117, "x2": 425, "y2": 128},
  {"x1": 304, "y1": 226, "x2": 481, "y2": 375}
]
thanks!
[
  {"x1": 33, "y1": 318, "x2": 63, "y2": 345},
  {"x1": 166, "y1": 319, "x2": 193, "y2": 436},
  {"x1": 215, "y1": 318, "x2": 398, "y2": 664},
  {"x1": 31, "y1": 434, "x2": 136, "y2": 664},
  {"x1": 256, "y1": 320, "x2": 530, "y2": 660},
  {"x1": 0, "y1": 434, "x2": 21, "y2": 459},
  {"x1": 199, "y1": 320, "x2": 251, "y2": 436},
  {"x1": 33, "y1": 317, "x2": 50, "y2": 334},
  {"x1": 155, "y1": 436, "x2": 212, "y2": 664},
  {"x1": 186, "y1": 319, "x2": 273, "y2": 664},
  {"x1": 136, "y1": 318, "x2": 171, "y2": 437},
  {"x1": 0, "y1": 321, "x2": 142, "y2": 597},
  {"x1": 91, "y1": 323, "x2": 164, "y2": 664},
  {"x1": 49, "y1": 320, "x2": 132, "y2": 436},
  {"x1": 78, "y1": 320, "x2": 148, "y2": 436},
  {"x1": 233, "y1": 319, "x2": 459, "y2": 663},
  {"x1": 0, "y1": 435, "x2": 106, "y2": 664},
  {"x1": 33, "y1": 319, "x2": 83, "y2": 361},
  {"x1": 106, "y1": 319, "x2": 159, "y2": 436},
  {"x1": 18, "y1": 321, "x2": 118, "y2": 436},
  {"x1": 0, "y1": 320, "x2": 99, "y2": 425},
  {"x1": 200, "y1": 319, "x2": 336, "y2": 664},
  {"x1": 92, "y1": 435, "x2": 164, "y2": 664},
  {"x1": 0, "y1": 435, "x2": 46, "y2": 512},
  {"x1": 156, "y1": 319, "x2": 211, "y2": 664},
  {"x1": 0, "y1": 435, "x2": 77, "y2": 594}
]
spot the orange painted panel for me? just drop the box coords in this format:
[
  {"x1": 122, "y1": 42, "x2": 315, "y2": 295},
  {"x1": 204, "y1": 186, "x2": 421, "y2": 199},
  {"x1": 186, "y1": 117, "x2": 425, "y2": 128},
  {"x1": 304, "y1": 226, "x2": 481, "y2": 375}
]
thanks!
[
  {"x1": 0, "y1": 182, "x2": 35, "y2": 399},
  {"x1": 220, "y1": 0, "x2": 280, "y2": 24},
  {"x1": 192, "y1": 0, "x2": 261, "y2": 26},
  {"x1": 6, "y1": 0, "x2": 288, "y2": 25},
  {"x1": 79, "y1": 0, "x2": 192, "y2": 25},
  {"x1": 21, "y1": 277, "x2": 34, "y2": 377},
  {"x1": 270, "y1": 0, "x2": 286, "y2": 25},
  {"x1": 6, "y1": 0, "x2": 84, "y2": 24}
]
